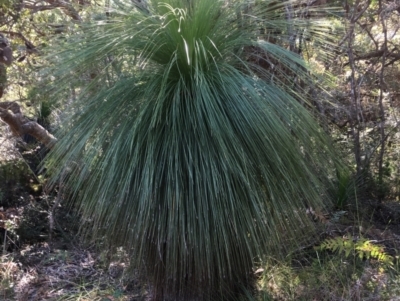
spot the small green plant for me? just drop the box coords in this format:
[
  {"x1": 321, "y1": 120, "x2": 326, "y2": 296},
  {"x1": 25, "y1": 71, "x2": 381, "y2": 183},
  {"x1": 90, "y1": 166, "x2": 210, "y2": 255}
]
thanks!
[
  {"x1": 317, "y1": 235, "x2": 394, "y2": 269},
  {"x1": 335, "y1": 169, "x2": 352, "y2": 209}
]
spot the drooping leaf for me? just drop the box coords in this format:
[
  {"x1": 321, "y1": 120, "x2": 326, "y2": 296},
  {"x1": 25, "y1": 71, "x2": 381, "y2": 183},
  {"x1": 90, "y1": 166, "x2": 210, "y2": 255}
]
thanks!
[{"x1": 44, "y1": 0, "x2": 338, "y2": 299}]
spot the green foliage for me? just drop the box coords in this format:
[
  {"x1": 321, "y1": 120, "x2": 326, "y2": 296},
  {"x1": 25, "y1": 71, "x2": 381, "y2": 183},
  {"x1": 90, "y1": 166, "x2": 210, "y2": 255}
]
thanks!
[
  {"x1": 0, "y1": 161, "x2": 34, "y2": 206},
  {"x1": 0, "y1": 0, "x2": 18, "y2": 12},
  {"x1": 317, "y1": 235, "x2": 394, "y2": 269},
  {"x1": 44, "y1": 0, "x2": 338, "y2": 299},
  {"x1": 256, "y1": 244, "x2": 400, "y2": 301},
  {"x1": 335, "y1": 168, "x2": 353, "y2": 209}
]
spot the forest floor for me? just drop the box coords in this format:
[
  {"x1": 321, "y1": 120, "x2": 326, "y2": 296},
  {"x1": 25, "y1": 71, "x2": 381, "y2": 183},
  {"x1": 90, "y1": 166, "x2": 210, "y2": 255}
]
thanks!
[
  {"x1": 0, "y1": 135, "x2": 149, "y2": 301},
  {"x1": 1, "y1": 137, "x2": 400, "y2": 301}
]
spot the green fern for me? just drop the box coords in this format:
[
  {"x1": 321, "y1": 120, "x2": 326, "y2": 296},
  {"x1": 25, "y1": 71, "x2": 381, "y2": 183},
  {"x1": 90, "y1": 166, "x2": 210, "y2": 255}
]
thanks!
[{"x1": 317, "y1": 235, "x2": 393, "y2": 268}]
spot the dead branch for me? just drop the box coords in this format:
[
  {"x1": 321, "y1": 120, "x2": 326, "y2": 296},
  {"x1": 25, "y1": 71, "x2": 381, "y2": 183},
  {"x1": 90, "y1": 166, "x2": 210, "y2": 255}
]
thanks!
[
  {"x1": 0, "y1": 102, "x2": 57, "y2": 148},
  {"x1": 344, "y1": 48, "x2": 400, "y2": 65},
  {"x1": 44, "y1": 0, "x2": 82, "y2": 22}
]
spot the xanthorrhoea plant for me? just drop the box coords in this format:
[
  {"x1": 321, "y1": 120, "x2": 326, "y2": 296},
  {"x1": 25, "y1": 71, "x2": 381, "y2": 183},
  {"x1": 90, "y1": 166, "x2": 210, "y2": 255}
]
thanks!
[{"x1": 45, "y1": 0, "x2": 336, "y2": 299}]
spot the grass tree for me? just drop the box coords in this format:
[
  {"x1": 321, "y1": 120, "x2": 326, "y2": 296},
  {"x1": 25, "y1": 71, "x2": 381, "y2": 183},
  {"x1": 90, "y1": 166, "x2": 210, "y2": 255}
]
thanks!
[{"x1": 45, "y1": 0, "x2": 336, "y2": 299}]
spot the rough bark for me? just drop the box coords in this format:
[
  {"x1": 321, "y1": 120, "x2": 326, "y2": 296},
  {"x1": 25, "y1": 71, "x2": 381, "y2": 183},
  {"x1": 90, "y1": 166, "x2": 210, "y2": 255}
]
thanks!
[{"x1": 0, "y1": 102, "x2": 57, "y2": 149}]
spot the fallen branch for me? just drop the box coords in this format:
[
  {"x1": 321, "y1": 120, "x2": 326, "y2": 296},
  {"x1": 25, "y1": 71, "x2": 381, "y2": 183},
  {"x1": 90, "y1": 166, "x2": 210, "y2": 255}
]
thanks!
[{"x1": 0, "y1": 101, "x2": 57, "y2": 148}]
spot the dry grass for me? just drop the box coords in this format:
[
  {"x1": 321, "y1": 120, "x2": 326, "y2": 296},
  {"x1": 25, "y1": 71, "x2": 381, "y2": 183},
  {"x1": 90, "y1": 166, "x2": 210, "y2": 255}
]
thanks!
[{"x1": 1, "y1": 242, "x2": 150, "y2": 301}]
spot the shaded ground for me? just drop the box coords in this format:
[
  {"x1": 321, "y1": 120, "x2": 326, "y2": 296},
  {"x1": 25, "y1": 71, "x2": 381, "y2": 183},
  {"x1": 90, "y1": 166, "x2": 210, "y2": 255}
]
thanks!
[
  {"x1": 1, "y1": 198, "x2": 151, "y2": 301},
  {"x1": 0, "y1": 140, "x2": 150, "y2": 301},
  {"x1": 1, "y1": 240, "x2": 150, "y2": 301}
]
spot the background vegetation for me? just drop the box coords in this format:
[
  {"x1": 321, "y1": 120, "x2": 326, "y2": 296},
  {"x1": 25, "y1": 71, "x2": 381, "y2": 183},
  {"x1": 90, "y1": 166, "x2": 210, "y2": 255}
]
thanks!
[{"x1": 1, "y1": 0, "x2": 400, "y2": 300}]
